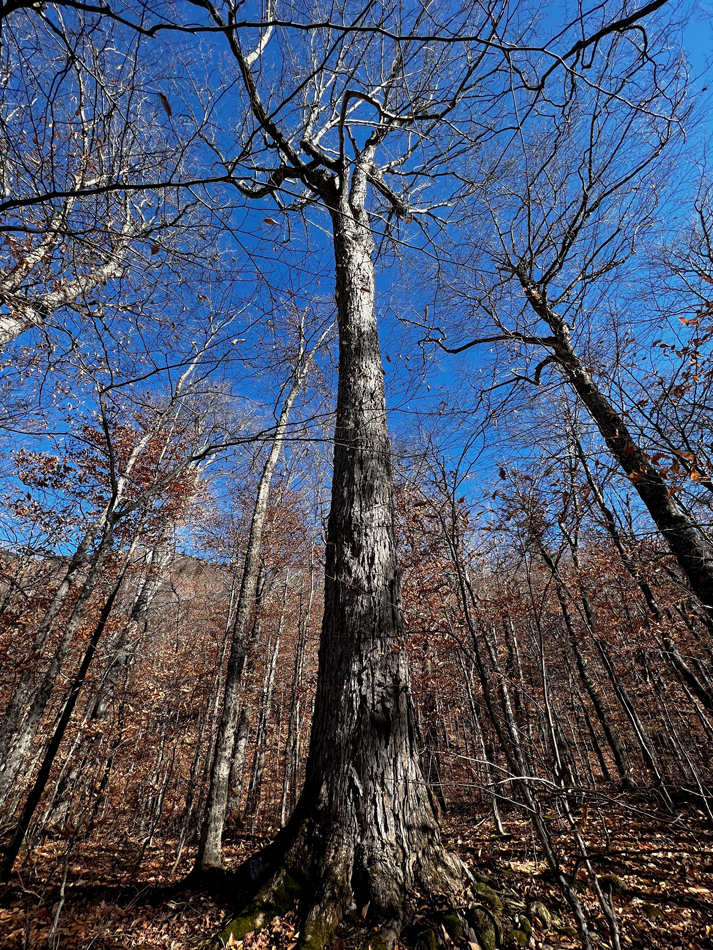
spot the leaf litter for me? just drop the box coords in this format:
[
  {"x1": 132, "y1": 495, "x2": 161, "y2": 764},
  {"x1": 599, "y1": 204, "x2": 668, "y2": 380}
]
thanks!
[{"x1": 1, "y1": 803, "x2": 712, "y2": 949}]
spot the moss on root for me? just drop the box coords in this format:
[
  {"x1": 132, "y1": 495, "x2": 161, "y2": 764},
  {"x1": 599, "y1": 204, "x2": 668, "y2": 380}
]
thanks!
[
  {"x1": 207, "y1": 832, "x2": 317, "y2": 949},
  {"x1": 526, "y1": 900, "x2": 551, "y2": 928},
  {"x1": 557, "y1": 925, "x2": 579, "y2": 938},
  {"x1": 301, "y1": 914, "x2": 338, "y2": 950},
  {"x1": 205, "y1": 818, "x2": 510, "y2": 950},
  {"x1": 469, "y1": 870, "x2": 494, "y2": 888},
  {"x1": 414, "y1": 926, "x2": 441, "y2": 950},
  {"x1": 364, "y1": 933, "x2": 394, "y2": 950},
  {"x1": 597, "y1": 874, "x2": 626, "y2": 894},
  {"x1": 471, "y1": 881, "x2": 503, "y2": 913},
  {"x1": 210, "y1": 864, "x2": 308, "y2": 947},
  {"x1": 300, "y1": 833, "x2": 353, "y2": 950},
  {"x1": 466, "y1": 907, "x2": 497, "y2": 950},
  {"x1": 505, "y1": 930, "x2": 528, "y2": 947},
  {"x1": 436, "y1": 911, "x2": 464, "y2": 942}
]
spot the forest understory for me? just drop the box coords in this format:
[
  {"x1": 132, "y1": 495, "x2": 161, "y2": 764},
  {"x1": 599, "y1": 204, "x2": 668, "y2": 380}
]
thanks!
[{"x1": 1, "y1": 798, "x2": 712, "y2": 950}]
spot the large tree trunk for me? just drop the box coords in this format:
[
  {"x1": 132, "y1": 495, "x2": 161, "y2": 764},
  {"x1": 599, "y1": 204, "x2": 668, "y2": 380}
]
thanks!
[
  {"x1": 209, "y1": 173, "x2": 461, "y2": 950},
  {"x1": 300, "y1": 187, "x2": 460, "y2": 938}
]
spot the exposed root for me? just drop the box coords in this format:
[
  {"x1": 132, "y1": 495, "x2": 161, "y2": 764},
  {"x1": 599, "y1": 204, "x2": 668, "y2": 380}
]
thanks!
[
  {"x1": 412, "y1": 905, "x2": 500, "y2": 950},
  {"x1": 205, "y1": 817, "x2": 353, "y2": 950},
  {"x1": 205, "y1": 819, "x2": 316, "y2": 949},
  {"x1": 300, "y1": 830, "x2": 352, "y2": 950},
  {"x1": 204, "y1": 813, "x2": 484, "y2": 950},
  {"x1": 209, "y1": 863, "x2": 307, "y2": 947},
  {"x1": 465, "y1": 905, "x2": 500, "y2": 950},
  {"x1": 363, "y1": 917, "x2": 402, "y2": 950}
]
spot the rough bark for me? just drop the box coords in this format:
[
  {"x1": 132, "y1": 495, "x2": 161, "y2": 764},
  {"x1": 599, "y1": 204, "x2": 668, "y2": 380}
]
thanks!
[
  {"x1": 210, "y1": 168, "x2": 461, "y2": 950},
  {"x1": 289, "y1": 181, "x2": 459, "y2": 942}
]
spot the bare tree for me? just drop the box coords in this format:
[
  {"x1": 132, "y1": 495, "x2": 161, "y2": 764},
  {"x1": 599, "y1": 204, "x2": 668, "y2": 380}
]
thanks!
[
  {"x1": 196, "y1": 314, "x2": 330, "y2": 871},
  {"x1": 0, "y1": 335, "x2": 238, "y2": 811},
  {"x1": 170, "y1": 2, "x2": 680, "y2": 948},
  {"x1": 428, "y1": 14, "x2": 713, "y2": 612},
  {"x1": 0, "y1": 6, "x2": 232, "y2": 351},
  {"x1": 0, "y1": 0, "x2": 687, "y2": 944}
]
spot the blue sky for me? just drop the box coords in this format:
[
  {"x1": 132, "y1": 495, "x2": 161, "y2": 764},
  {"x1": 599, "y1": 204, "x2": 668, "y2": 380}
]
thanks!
[{"x1": 3, "y1": 0, "x2": 713, "y2": 556}]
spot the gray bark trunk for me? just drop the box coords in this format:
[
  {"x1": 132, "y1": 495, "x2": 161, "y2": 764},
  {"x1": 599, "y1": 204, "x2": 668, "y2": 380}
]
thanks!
[
  {"x1": 540, "y1": 295, "x2": 713, "y2": 613},
  {"x1": 245, "y1": 632, "x2": 280, "y2": 834},
  {"x1": 196, "y1": 355, "x2": 311, "y2": 871},
  {"x1": 201, "y1": 91, "x2": 459, "y2": 944},
  {"x1": 0, "y1": 517, "x2": 116, "y2": 809},
  {"x1": 226, "y1": 706, "x2": 251, "y2": 828},
  {"x1": 280, "y1": 568, "x2": 314, "y2": 826},
  {"x1": 286, "y1": 171, "x2": 460, "y2": 937}
]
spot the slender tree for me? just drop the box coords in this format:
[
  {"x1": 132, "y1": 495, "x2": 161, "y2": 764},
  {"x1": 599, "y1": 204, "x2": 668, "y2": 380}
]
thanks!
[{"x1": 197, "y1": 318, "x2": 326, "y2": 870}]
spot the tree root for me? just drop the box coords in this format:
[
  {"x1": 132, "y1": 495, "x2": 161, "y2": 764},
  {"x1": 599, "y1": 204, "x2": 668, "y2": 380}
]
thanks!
[
  {"x1": 202, "y1": 814, "x2": 528, "y2": 950},
  {"x1": 209, "y1": 861, "x2": 307, "y2": 947},
  {"x1": 204, "y1": 817, "x2": 351, "y2": 950},
  {"x1": 300, "y1": 829, "x2": 352, "y2": 950}
]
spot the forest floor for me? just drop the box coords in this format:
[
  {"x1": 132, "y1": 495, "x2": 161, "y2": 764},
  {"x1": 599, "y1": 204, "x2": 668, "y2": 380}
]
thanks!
[{"x1": 1, "y1": 801, "x2": 712, "y2": 950}]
